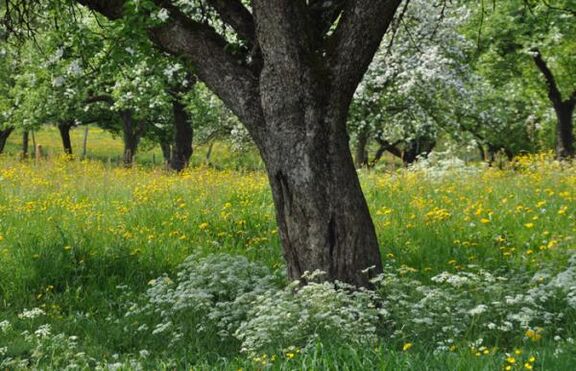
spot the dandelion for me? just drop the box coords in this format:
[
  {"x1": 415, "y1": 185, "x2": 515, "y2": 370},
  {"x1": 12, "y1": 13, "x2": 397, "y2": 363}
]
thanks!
[
  {"x1": 403, "y1": 342, "x2": 413, "y2": 351},
  {"x1": 525, "y1": 328, "x2": 543, "y2": 342}
]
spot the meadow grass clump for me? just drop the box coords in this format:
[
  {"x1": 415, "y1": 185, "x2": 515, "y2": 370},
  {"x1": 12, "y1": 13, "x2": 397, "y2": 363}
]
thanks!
[{"x1": 1, "y1": 150, "x2": 576, "y2": 369}]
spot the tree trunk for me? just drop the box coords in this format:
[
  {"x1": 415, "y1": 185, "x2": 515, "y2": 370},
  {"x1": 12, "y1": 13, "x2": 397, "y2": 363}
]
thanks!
[
  {"x1": 531, "y1": 49, "x2": 575, "y2": 159},
  {"x1": 257, "y1": 74, "x2": 382, "y2": 287},
  {"x1": 169, "y1": 98, "x2": 193, "y2": 171},
  {"x1": 555, "y1": 102, "x2": 575, "y2": 159},
  {"x1": 58, "y1": 121, "x2": 74, "y2": 155},
  {"x1": 0, "y1": 128, "x2": 13, "y2": 154},
  {"x1": 120, "y1": 110, "x2": 140, "y2": 166},
  {"x1": 160, "y1": 140, "x2": 171, "y2": 164},
  {"x1": 22, "y1": 130, "x2": 29, "y2": 158},
  {"x1": 402, "y1": 138, "x2": 436, "y2": 166},
  {"x1": 477, "y1": 143, "x2": 486, "y2": 162},
  {"x1": 77, "y1": 0, "x2": 402, "y2": 287},
  {"x1": 354, "y1": 128, "x2": 369, "y2": 168},
  {"x1": 205, "y1": 141, "x2": 214, "y2": 166}
]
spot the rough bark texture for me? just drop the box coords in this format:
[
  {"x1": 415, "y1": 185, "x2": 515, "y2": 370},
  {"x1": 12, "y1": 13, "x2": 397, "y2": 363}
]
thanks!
[
  {"x1": 0, "y1": 127, "x2": 13, "y2": 154},
  {"x1": 532, "y1": 49, "x2": 576, "y2": 159},
  {"x1": 58, "y1": 121, "x2": 74, "y2": 155},
  {"x1": 119, "y1": 110, "x2": 141, "y2": 166},
  {"x1": 77, "y1": 0, "x2": 402, "y2": 286},
  {"x1": 169, "y1": 98, "x2": 193, "y2": 171}
]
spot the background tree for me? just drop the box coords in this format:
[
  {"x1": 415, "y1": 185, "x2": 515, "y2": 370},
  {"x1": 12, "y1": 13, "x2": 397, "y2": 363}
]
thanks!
[{"x1": 467, "y1": 0, "x2": 576, "y2": 158}]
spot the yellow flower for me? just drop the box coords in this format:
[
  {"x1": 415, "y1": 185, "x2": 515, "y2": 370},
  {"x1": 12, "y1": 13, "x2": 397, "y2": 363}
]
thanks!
[
  {"x1": 528, "y1": 356, "x2": 536, "y2": 363},
  {"x1": 506, "y1": 356, "x2": 516, "y2": 364},
  {"x1": 199, "y1": 222, "x2": 209, "y2": 230},
  {"x1": 524, "y1": 363, "x2": 533, "y2": 370},
  {"x1": 480, "y1": 218, "x2": 490, "y2": 224},
  {"x1": 524, "y1": 223, "x2": 534, "y2": 229},
  {"x1": 402, "y1": 343, "x2": 413, "y2": 351},
  {"x1": 525, "y1": 328, "x2": 543, "y2": 341}
]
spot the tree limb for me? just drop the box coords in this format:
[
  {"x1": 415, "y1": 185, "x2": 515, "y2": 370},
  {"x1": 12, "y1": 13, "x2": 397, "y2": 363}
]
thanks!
[
  {"x1": 327, "y1": 0, "x2": 402, "y2": 105},
  {"x1": 205, "y1": 0, "x2": 255, "y2": 44},
  {"x1": 531, "y1": 48, "x2": 562, "y2": 105},
  {"x1": 84, "y1": 94, "x2": 114, "y2": 105},
  {"x1": 75, "y1": 0, "x2": 124, "y2": 20},
  {"x1": 75, "y1": 0, "x2": 266, "y2": 140}
]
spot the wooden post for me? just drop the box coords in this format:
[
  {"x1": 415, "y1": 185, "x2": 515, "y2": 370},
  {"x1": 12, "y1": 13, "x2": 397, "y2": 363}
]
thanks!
[{"x1": 82, "y1": 126, "x2": 89, "y2": 160}]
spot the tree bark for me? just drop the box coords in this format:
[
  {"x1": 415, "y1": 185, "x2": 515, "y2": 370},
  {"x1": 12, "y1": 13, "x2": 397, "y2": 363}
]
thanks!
[
  {"x1": 262, "y1": 110, "x2": 383, "y2": 287},
  {"x1": 169, "y1": 96, "x2": 193, "y2": 172},
  {"x1": 0, "y1": 127, "x2": 13, "y2": 154},
  {"x1": 119, "y1": 110, "x2": 141, "y2": 166},
  {"x1": 58, "y1": 120, "x2": 74, "y2": 155}
]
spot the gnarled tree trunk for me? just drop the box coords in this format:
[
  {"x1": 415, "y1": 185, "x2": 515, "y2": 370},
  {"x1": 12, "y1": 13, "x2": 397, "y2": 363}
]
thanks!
[
  {"x1": 58, "y1": 120, "x2": 75, "y2": 155},
  {"x1": 0, "y1": 127, "x2": 13, "y2": 154},
  {"x1": 169, "y1": 97, "x2": 193, "y2": 171}
]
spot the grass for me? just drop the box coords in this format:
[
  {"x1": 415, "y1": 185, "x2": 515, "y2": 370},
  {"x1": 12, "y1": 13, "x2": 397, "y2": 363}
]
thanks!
[{"x1": 0, "y1": 131, "x2": 575, "y2": 369}]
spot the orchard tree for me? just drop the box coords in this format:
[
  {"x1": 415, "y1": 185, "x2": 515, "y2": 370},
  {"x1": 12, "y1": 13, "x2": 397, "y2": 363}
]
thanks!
[
  {"x1": 350, "y1": 0, "x2": 472, "y2": 167},
  {"x1": 0, "y1": 45, "x2": 14, "y2": 153},
  {"x1": 44, "y1": 0, "x2": 405, "y2": 286},
  {"x1": 469, "y1": 0, "x2": 576, "y2": 159}
]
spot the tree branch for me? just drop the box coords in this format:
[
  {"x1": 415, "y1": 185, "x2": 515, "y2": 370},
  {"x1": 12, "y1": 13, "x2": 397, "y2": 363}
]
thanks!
[
  {"x1": 75, "y1": 0, "x2": 266, "y2": 140},
  {"x1": 148, "y1": 10, "x2": 264, "y2": 138},
  {"x1": 205, "y1": 0, "x2": 255, "y2": 44},
  {"x1": 531, "y1": 48, "x2": 562, "y2": 105},
  {"x1": 75, "y1": 0, "x2": 124, "y2": 20},
  {"x1": 327, "y1": 0, "x2": 402, "y2": 104},
  {"x1": 84, "y1": 94, "x2": 114, "y2": 105}
]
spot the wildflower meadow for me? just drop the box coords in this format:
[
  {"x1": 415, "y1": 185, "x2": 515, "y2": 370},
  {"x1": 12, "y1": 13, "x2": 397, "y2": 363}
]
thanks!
[{"x1": 0, "y1": 142, "x2": 575, "y2": 369}]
